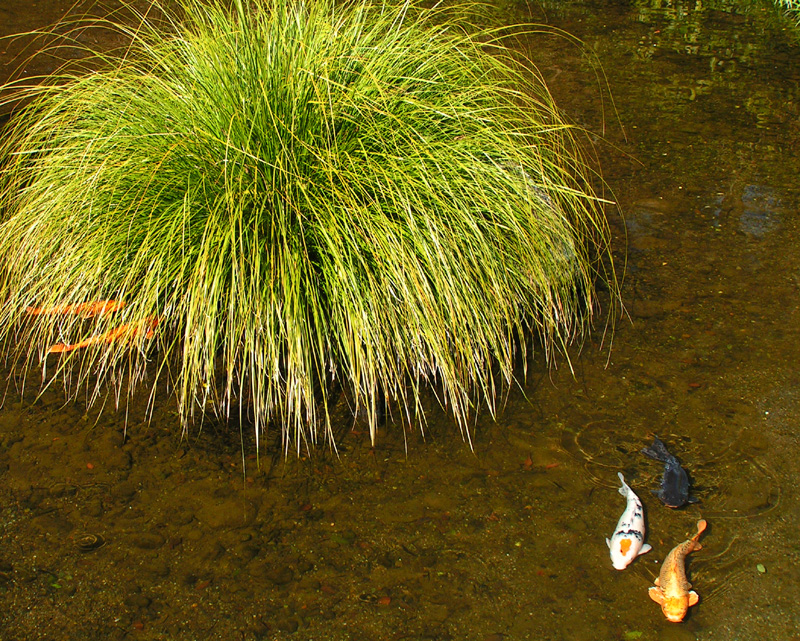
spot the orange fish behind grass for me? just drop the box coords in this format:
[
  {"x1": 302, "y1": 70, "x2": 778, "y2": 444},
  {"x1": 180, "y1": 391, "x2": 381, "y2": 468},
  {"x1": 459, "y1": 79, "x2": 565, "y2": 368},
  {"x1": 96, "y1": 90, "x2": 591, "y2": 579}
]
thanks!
[
  {"x1": 648, "y1": 519, "x2": 707, "y2": 622},
  {"x1": 26, "y1": 300, "x2": 126, "y2": 317},
  {"x1": 25, "y1": 299, "x2": 157, "y2": 353},
  {"x1": 48, "y1": 316, "x2": 159, "y2": 353}
]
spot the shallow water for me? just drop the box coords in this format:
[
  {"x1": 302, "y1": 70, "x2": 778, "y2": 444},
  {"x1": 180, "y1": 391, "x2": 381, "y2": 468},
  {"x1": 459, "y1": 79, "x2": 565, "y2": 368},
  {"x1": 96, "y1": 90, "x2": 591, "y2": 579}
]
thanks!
[{"x1": 1, "y1": 1, "x2": 800, "y2": 640}]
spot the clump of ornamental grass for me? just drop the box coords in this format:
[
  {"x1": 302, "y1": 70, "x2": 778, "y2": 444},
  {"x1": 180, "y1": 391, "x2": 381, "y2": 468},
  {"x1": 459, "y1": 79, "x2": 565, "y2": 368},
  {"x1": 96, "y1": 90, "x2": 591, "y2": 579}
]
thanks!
[{"x1": 0, "y1": 0, "x2": 615, "y2": 452}]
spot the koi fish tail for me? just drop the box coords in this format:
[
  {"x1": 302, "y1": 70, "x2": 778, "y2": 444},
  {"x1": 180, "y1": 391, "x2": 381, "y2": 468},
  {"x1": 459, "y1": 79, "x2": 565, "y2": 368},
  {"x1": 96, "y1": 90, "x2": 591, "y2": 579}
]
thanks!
[
  {"x1": 692, "y1": 519, "x2": 707, "y2": 544},
  {"x1": 616, "y1": 471, "x2": 630, "y2": 495},
  {"x1": 683, "y1": 519, "x2": 707, "y2": 553},
  {"x1": 641, "y1": 436, "x2": 675, "y2": 463}
]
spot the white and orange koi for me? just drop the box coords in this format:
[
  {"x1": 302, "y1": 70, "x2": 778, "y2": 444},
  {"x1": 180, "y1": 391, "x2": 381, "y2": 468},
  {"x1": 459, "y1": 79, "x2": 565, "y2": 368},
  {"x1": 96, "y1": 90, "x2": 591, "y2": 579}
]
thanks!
[
  {"x1": 607, "y1": 472, "x2": 652, "y2": 570},
  {"x1": 648, "y1": 519, "x2": 707, "y2": 622}
]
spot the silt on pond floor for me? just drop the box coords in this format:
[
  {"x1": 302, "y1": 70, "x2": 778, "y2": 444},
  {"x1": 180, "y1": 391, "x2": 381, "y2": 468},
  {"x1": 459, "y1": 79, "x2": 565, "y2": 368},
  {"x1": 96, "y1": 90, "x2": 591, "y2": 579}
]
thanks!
[{"x1": 2, "y1": 0, "x2": 800, "y2": 639}]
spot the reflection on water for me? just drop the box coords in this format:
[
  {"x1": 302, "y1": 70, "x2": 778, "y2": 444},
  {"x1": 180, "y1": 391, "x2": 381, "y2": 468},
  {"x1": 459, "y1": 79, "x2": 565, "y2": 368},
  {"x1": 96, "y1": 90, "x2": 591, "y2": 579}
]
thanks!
[
  {"x1": 2, "y1": 1, "x2": 800, "y2": 640},
  {"x1": 739, "y1": 184, "x2": 782, "y2": 237}
]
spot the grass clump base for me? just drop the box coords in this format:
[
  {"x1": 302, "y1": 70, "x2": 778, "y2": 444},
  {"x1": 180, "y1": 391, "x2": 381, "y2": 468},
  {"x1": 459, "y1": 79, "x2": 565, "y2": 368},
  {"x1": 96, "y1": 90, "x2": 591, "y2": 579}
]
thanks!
[{"x1": 0, "y1": 0, "x2": 615, "y2": 452}]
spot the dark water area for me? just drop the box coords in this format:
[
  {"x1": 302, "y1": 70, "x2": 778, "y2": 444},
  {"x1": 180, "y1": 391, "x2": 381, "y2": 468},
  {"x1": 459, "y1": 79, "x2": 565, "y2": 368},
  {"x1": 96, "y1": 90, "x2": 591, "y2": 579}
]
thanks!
[{"x1": 1, "y1": 1, "x2": 800, "y2": 640}]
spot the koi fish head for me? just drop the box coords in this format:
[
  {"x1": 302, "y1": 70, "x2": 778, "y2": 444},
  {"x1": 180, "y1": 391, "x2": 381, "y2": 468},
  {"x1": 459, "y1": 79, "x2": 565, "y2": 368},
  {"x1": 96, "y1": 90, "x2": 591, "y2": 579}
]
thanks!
[
  {"x1": 608, "y1": 537, "x2": 641, "y2": 570},
  {"x1": 608, "y1": 536, "x2": 651, "y2": 570},
  {"x1": 661, "y1": 595, "x2": 689, "y2": 622},
  {"x1": 610, "y1": 537, "x2": 633, "y2": 570},
  {"x1": 649, "y1": 578, "x2": 700, "y2": 622}
]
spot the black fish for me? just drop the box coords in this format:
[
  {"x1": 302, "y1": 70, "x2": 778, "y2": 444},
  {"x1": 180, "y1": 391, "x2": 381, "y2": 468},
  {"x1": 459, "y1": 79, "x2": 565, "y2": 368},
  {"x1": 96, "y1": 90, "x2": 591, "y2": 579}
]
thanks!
[{"x1": 641, "y1": 436, "x2": 698, "y2": 508}]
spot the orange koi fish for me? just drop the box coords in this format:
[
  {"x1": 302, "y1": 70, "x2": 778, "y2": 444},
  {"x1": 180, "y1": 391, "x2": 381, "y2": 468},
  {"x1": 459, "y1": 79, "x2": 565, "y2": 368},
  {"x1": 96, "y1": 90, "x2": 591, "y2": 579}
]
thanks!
[
  {"x1": 26, "y1": 300, "x2": 126, "y2": 317},
  {"x1": 48, "y1": 316, "x2": 158, "y2": 353},
  {"x1": 648, "y1": 519, "x2": 707, "y2": 622}
]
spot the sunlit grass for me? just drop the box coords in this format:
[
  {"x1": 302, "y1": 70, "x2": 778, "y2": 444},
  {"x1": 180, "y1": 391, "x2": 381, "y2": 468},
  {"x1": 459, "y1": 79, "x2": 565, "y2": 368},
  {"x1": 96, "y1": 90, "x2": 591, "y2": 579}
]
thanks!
[
  {"x1": 776, "y1": 0, "x2": 800, "y2": 24},
  {"x1": 0, "y1": 0, "x2": 616, "y2": 451}
]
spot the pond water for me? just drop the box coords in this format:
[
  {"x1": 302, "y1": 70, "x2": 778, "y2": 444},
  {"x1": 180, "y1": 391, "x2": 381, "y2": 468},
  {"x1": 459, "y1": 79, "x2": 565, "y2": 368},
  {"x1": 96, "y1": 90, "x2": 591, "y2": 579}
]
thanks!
[{"x1": 1, "y1": 1, "x2": 799, "y2": 640}]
